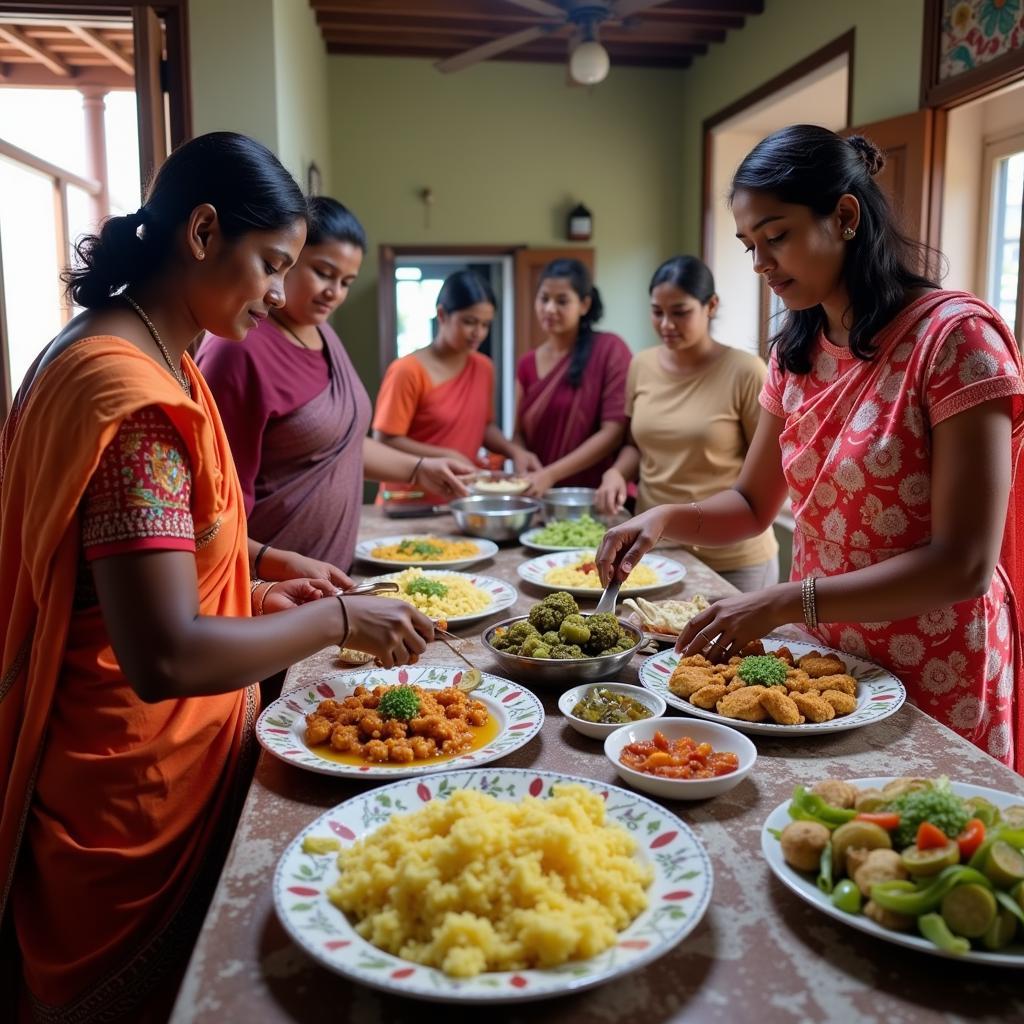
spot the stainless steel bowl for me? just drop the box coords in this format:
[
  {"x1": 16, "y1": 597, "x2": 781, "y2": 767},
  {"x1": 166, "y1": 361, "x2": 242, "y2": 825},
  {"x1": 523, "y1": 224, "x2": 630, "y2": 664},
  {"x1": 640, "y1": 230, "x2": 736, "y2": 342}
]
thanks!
[
  {"x1": 447, "y1": 495, "x2": 541, "y2": 541},
  {"x1": 481, "y1": 614, "x2": 644, "y2": 688},
  {"x1": 540, "y1": 487, "x2": 597, "y2": 521}
]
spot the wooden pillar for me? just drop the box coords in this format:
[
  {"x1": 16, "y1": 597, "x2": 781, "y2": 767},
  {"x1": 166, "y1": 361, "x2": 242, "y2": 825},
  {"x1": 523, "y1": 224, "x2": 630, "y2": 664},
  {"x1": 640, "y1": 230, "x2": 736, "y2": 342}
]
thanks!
[
  {"x1": 80, "y1": 87, "x2": 110, "y2": 227},
  {"x1": 132, "y1": 5, "x2": 168, "y2": 191}
]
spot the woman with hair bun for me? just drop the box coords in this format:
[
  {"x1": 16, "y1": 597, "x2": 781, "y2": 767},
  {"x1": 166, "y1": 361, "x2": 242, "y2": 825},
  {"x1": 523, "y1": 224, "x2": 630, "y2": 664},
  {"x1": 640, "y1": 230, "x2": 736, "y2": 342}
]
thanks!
[
  {"x1": 598, "y1": 125, "x2": 1024, "y2": 769},
  {"x1": 0, "y1": 133, "x2": 433, "y2": 1020},
  {"x1": 373, "y1": 268, "x2": 525, "y2": 503},
  {"x1": 596, "y1": 255, "x2": 777, "y2": 592},
  {"x1": 514, "y1": 258, "x2": 632, "y2": 496},
  {"x1": 199, "y1": 197, "x2": 469, "y2": 572}
]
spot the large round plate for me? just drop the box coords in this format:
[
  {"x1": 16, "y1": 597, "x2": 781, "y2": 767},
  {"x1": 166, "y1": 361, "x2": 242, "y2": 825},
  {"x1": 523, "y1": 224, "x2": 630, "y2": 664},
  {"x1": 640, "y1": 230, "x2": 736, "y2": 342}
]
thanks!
[
  {"x1": 762, "y1": 777, "x2": 1024, "y2": 966},
  {"x1": 256, "y1": 665, "x2": 543, "y2": 779},
  {"x1": 359, "y1": 570, "x2": 517, "y2": 627},
  {"x1": 516, "y1": 548, "x2": 686, "y2": 598},
  {"x1": 354, "y1": 534, "x2": 499, "y2": 570},
  {"x1": 638, "y1": 635, "x2": 906, "y2": 736},
  {"x1": 519, "y1": 525, "x2": 607, "y2": 553},
  {"x1": 273, "y1": 767, "x2": 713, "y2": 1002}
]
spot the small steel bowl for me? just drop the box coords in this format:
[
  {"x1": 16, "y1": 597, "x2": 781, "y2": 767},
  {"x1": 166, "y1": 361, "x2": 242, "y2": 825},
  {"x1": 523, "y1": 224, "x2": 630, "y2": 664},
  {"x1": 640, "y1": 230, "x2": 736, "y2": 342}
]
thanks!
[
  {"x1": 447, "y1": 495, "x2": 541, "y2": 542},
  {"x1": 540, "y1": 487, "x2": 597, "y2": 521},
  {"x1": 481, "y1": 614, "x2": 644, "y2": 688}
]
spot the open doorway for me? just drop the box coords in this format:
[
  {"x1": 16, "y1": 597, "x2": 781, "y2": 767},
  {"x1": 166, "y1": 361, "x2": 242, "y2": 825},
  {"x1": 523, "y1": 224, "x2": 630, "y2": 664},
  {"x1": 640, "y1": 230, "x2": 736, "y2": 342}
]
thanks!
[
  {"x1": 0, "y1": 2, "x2": 191, "y2": 415},
  {"x1": 702, "y1": 33, "x2": 852, "y2": 357}
]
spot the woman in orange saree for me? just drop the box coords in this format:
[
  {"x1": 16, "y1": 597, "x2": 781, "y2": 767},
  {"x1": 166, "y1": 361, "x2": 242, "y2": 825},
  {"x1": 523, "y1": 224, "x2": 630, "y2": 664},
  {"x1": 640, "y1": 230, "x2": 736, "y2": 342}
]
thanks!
[
  {"x1": 0, "y1": 133, "x2": 434, "y2": 1023},
  {"x1": 373, "y1": 270, "x2": 528, "y2": 505}
]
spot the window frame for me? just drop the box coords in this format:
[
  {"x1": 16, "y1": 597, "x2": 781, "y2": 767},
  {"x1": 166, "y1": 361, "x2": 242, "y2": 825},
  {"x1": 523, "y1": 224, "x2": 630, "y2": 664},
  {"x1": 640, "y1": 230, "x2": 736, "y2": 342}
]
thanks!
[{"x1": 976, "y1": 127, "x2": 1024, "y2": 342}]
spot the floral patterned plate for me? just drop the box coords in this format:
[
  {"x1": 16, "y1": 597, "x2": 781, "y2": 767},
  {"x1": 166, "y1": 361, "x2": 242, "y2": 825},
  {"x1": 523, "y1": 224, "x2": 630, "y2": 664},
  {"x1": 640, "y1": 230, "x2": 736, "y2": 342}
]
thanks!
[
  {"x1": 638, "y1": 635, "x2": 906, "y2": 736},
  {"x1": 357, "y1": 570, "x2": 517, "y2": 627},
  {"x1": 354, "y1": 534, "x2": 498, "y2": 571},
  {"x1": 256, "y1": 665, "x2": 543, "y2": 779},
  {"x1": 763, "y1": 778, "x2": 1024, "y2": 966},
  {"x1": 273, "y1": 768, "x2": 713, "y2": 1003},
  {"x1": 516, "y1": 549, "x2": 686, "y2": 598}
]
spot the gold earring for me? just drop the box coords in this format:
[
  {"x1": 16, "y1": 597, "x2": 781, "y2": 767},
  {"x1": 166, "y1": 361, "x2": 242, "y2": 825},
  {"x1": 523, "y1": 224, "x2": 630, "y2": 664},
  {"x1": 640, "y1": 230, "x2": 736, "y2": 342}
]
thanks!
[
  {"x1": 196, "y1": 250, "x2": 205, "y2": 261},
  {"x1": 842, "y1": 227, "x2": 856, "y2": 241}
]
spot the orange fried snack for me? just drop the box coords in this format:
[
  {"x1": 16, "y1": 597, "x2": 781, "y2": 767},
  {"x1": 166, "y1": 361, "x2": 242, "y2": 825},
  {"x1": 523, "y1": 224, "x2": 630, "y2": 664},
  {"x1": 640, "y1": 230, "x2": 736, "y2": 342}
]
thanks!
[
  {"x1": 798, "y1": 652, "x2": 847, "y2": 678},
  {"x1": 690, "y1": 682, "x2": 729, "y2": 710},
  {"x1": 790, "y1": 691, "x2": 836, "y2": 723},
  {"x1": 759, "y1": 688, "x2": 805, "y2": 725},
  {"x1": 716, "y1": 685, "x2": 770, "y2": 722},
  {"x1": 821, "y1": 689, "x2": 857, "y2": 715},
  {"x1": 669, "y1": 662, "x2": 717, "y2": 698}
]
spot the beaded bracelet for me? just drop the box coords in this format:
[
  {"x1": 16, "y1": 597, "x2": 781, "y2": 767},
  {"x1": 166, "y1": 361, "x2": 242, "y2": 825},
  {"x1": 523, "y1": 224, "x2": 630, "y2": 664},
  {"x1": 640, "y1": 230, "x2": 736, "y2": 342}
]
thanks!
[{"x1": 801, "y1": 576, "x2": 818, "y2": 630}]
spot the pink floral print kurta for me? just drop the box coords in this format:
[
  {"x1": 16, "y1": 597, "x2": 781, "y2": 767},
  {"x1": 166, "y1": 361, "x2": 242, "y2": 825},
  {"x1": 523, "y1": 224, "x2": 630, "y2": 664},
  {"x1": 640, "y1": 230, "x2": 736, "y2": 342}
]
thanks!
[{"x1": 760, "y1": 291, "x2": 1024, "y2": 768}]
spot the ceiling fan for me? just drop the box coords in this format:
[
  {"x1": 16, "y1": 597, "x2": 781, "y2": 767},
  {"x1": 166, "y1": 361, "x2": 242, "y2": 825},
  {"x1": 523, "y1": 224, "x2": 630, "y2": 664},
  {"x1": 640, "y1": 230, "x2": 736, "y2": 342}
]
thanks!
[{"x1": 435, "y1": 1, "x2": 678, "y2": 85}]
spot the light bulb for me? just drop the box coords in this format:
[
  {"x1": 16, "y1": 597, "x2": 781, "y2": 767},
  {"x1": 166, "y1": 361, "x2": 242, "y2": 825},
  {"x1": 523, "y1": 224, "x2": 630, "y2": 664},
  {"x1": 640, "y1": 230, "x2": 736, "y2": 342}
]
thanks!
[{"x1": 569, "y1": 40, "x2": 610, "y2": 85}]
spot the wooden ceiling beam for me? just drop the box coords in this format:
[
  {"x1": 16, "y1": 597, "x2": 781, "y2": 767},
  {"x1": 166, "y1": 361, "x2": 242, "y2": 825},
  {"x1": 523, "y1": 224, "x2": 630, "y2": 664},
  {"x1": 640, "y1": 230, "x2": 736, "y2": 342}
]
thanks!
[
  {"x1": 0, "y1": 24, "x2": 71, "y2": 77},
  {"x1": 66, "y1": 25, "x2": 134, "y2": 75},
  {"x1": 0, "y1": 63, "x2": 132, "y2": 88},
  {"x1": 312, "y1": 0, "x2": 559, "y2": 22}
]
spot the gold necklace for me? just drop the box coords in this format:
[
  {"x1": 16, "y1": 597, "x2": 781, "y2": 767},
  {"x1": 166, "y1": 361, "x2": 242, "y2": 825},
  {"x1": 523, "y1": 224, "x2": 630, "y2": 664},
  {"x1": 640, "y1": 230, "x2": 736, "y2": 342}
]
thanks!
[
  {"x1": 270, "y1": 312, "x2": 315, "y2": 350},
  {"x1": 122, "y1": 293, "x2": 191, "y2": 395}
]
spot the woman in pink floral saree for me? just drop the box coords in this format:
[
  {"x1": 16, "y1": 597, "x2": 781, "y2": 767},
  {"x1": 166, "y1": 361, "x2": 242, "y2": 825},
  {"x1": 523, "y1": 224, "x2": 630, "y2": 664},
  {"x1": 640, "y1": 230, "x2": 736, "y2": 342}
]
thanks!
[{"x1": 597, "y1": 125, "x2": 1024, "y2": 770}]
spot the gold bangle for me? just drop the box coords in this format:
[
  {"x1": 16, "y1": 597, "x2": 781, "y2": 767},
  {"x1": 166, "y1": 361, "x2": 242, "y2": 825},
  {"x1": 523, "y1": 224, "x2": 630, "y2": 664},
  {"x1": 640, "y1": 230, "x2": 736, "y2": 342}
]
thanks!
[
  {"x1": 251, "y1": 580, "x2": 272, "y2": 615},
  {"x1": 257, "y1": 581, "x2": 279, "y2": 616},
  {"x1": 690, "y1": 501, "x2": 704, "y2": 535}
]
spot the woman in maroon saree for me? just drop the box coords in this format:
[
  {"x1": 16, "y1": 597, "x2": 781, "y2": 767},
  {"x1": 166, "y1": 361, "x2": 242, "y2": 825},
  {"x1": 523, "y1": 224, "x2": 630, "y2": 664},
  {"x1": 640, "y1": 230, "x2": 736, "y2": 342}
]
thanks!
[
  {"x1": 514, "y1": 259, "x2": 631, "y2": 494},
  {"x1": 198, "y1": 198, "x2": 469, "y2": 573}
]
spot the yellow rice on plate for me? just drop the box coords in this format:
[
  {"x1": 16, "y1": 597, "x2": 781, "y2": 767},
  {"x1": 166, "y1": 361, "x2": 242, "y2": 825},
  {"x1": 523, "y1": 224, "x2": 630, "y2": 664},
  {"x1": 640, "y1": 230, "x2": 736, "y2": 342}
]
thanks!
[
  {"x1": 544, "y1": 554, "x2": 659, "y2": 590},
  {"x1": 380, "y1": 568, "x2": 492, "y2": 619},
  {"x1": 327, "y1": 784, "x2": 652, "y2": 977},
  {"x1": 370, "y1": 536, "x2": 480, "y2": 562}
]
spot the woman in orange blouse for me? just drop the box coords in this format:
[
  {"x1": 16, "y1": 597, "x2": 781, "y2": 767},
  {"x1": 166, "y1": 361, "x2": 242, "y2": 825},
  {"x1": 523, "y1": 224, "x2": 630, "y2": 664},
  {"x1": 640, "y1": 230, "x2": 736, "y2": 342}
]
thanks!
[
  {"x1": 0, "y1": 133, "x2": 432, "y2": 1023},
  {"x1": 372, "y1": 270, "x2": 528, "y2": 501}
]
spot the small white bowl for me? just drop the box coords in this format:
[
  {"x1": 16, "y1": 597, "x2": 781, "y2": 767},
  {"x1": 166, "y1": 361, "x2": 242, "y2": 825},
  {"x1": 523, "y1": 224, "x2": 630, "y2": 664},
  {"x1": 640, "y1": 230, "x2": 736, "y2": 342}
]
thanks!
[
  {"x1": 558, "y1": 682, "x2": 667, "y2": 739},
  {"x1": 603, "y1": 717, "x2": 757, "y2": 800}
]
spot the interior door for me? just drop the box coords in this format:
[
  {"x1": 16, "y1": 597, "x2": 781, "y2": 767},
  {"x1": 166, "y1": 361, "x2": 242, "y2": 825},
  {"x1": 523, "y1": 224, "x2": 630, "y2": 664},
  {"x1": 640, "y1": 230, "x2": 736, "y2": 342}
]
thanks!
[
  {"x1": 513, "y1": 247, "x2": 595, "y2": 363},
  {"x1": 843, "y1": 109, "x2": 941, "y2": 255}
]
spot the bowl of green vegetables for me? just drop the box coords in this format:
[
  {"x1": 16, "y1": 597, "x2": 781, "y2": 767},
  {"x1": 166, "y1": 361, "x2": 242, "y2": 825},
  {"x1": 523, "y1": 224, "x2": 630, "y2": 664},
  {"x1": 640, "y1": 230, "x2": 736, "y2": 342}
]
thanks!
[{"x1": 520, "y1": 512, "x2": 607, "y2": 551}]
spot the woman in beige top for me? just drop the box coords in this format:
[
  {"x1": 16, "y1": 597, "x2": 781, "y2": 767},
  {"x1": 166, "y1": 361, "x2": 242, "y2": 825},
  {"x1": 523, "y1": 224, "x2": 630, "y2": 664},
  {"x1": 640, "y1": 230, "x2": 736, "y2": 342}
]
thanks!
[{"x1": 596, "y1": 255, "x2": 778, "y2": 591}]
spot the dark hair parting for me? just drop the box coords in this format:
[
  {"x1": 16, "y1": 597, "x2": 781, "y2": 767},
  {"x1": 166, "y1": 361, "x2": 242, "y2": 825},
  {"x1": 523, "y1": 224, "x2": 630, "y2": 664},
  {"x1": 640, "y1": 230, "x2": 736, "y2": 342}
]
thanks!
[
  {"x1": 63, "y1": 131, "x2": 307, "y2": 309},
  {"x1": 306, "y1": 196, "x2": 367, "y2": 250},
  {"x1": 729, "y1": 124, "x2": 939, "y2": 374},
  {"x1": 436, "y1": 269, "x2": 497, "y2": 315},
  {"x1": 539, "y1": 258, "x2": 604, "y2": 388},
  {"x1": 649, "y1": 255, "x2": 716, "y2": 304}
]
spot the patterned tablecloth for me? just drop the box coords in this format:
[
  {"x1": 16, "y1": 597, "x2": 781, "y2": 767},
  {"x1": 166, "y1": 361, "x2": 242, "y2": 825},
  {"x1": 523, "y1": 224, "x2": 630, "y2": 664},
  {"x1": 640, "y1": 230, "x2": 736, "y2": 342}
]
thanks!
[{"x1": 171, "y1": 510, "x2": 1024, "y2": 1024}]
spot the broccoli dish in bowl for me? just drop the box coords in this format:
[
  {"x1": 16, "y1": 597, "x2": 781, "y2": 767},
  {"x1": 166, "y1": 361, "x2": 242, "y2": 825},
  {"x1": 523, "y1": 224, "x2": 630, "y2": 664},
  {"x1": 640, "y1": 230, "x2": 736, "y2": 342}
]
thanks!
[{"x1": 482, "y1": 592, "x2": 644, "y2": 687}]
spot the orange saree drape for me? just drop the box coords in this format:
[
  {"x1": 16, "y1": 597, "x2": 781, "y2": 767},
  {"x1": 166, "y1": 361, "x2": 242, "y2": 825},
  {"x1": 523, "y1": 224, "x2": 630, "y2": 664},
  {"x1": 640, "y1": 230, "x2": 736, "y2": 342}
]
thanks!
[{"x1": 0, "y1": 338, "x2": 257, "y2": 1019}]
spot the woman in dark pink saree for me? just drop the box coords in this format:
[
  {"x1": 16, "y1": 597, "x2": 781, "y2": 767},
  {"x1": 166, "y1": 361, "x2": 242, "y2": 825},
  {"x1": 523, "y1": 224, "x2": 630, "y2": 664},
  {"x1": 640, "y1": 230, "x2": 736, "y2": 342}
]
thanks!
[
  {"x1": 198, "y1": 198, "x2": 468, "y2": 574},
  {"x1": 514, "y1": 259, "x2": 632, "y2": 495}
]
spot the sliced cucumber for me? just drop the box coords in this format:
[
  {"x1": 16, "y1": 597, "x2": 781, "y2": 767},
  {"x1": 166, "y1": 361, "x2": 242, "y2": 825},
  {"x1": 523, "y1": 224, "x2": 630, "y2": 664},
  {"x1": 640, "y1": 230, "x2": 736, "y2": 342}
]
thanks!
[
  {"x1": 901, "y1": 840, "x2": 960, "y2": 877},
  {"x1": 983, "y1": 840, "x2": 1024, "y2": 889},
  {"x1": 941, "y1": 883, "x2": 998, "y2": 940}
]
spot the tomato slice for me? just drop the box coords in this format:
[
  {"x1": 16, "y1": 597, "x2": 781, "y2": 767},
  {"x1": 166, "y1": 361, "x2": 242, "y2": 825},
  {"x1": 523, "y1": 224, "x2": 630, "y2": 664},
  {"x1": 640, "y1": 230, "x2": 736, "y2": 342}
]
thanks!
[
  {"x1": 916, "y1": 821, "x2": 950, "y2": 850},
  {"x1": 855, "y1": 812, "x2": 901, "y2": 830},
  {"x1": 956, "y1": 818, "x2": 986, "y2": 860}
]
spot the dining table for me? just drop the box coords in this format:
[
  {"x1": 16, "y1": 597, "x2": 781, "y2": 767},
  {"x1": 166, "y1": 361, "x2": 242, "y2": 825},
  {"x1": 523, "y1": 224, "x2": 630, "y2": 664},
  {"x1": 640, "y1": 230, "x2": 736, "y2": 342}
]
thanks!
[{"x1": 170, "y1": 508, "x2": 1024, "y2": 1024}]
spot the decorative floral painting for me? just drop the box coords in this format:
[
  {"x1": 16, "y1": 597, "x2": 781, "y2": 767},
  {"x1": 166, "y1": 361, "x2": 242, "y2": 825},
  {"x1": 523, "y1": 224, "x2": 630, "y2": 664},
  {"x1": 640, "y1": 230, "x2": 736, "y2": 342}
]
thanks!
[{"x1": 939, "y1": 0, "x2": 1024, "y2": 80}]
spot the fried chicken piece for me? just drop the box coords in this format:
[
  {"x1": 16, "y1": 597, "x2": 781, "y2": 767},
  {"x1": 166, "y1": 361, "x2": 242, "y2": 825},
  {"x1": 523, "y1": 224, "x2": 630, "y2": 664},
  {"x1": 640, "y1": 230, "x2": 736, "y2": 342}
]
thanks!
[
  {"x1": 435, "y1": 689, "x2": 464, "y2": 707},
  {"x1": 386, "y1": 739, "x2": 415, "y2": 763},
  {"x1": 716, "y1": 685, "x2": 770, "y2": 722},
  {"x1": 821, "y1": 689, "x2": 858, "y2": 716},
  {"x1": 329, "y1": 724, "x2": 361, "y2": 752},
  {"x1": 679, "y1": 654, "x2": 714, "y2": 667},
  {"x1": 313, "y1": 699, "x2": 344, "y2": 721},
  {"x1": 726, "y1": 679, "x2": 747, "y2": 692},
  {"x1": 358, "y1": 712, "x2": 384, "y2": 738},
  {"x1": 784, "y1": 670, "x2": 819, "y2": 693},
  {"x1": 772, "y1": 646, "x2": 795, "y2": 666},
  {"x1": 812, "y1": 673, "x2": 858, "y2": 696},
  {"x1": 380, "y1": 718, "x2": 408, "y2": 740},
  {"x1": 739, "y1": 639, "x2": 766, "y2": 657},
  {"x1": 760, "y1": 688, "x2": 805, "y2": 725},
  {"x1": 669, "y1": 664, "x2": 717, "y2": 698},
  {"x1": 305, "y1": 715, "x2": 333, "y2": 746},
  {"x1": 718, "y1": 665, "x2": 740, "y2": 682},
  {"x1": 790, "y1": 691, "x2": 836, "y2": 723},
  {"x1": 466, "y1": 706, "x2": 488, "y2": 727},
  {"x1": 409, "y1": 735, "x2": 437, "y2": 759},
  {"x1": 689, "y1": 683, "x2": 729, "y2": 709},
  {"x1": 363, "y1": 739, "x2": 389, "y2": 762},
  {"x1": 798, "y1": 653, "x2": 847, "y2": 678}
]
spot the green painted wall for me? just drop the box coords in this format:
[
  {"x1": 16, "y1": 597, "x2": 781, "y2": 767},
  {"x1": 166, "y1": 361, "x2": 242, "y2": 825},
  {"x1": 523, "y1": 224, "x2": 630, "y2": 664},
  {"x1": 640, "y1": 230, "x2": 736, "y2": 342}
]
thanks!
[
  {"x1": 273, "y1": 0, "x2": 332, "y2": 185},
  {"x1": 189, "y1": 0, "x2": 330, "y2": 186},
  {"x1": 679, "y1": 0, "x2": 926, "y2": 251},
  {"x1": 325, "y1": 55, "x2": 686, "y2": 395}
]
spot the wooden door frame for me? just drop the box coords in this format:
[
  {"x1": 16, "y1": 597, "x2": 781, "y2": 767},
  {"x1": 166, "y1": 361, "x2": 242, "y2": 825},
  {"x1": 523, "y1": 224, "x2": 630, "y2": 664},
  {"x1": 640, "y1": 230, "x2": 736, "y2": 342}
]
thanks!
[
  {"x1": 700, "y1": 29, "x2": 855, "y2": 263},
  {"x1": 377, "y1": 244, "x2": 522, "y2": 379}
]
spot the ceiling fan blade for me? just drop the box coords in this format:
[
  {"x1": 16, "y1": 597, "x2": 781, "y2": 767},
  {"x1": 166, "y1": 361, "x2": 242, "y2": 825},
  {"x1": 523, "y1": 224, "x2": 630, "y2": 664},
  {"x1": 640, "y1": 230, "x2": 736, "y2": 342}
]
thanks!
[
  {"x1": 435, "y1": 25, "x2": 555, "y2": 73},
  {"x1": 610, "y1": 0, "x2": 678, "y2": 18},
  {"x1": 501, "y1": 0, "x2": 566, "y2": 16}
]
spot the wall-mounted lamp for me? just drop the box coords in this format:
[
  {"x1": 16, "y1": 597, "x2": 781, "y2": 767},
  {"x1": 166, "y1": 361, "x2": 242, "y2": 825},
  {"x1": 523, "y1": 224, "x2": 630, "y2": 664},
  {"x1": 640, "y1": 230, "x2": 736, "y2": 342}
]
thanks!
[{"x1": 567, "y1": 202, "x2": 593, "y2": 242}]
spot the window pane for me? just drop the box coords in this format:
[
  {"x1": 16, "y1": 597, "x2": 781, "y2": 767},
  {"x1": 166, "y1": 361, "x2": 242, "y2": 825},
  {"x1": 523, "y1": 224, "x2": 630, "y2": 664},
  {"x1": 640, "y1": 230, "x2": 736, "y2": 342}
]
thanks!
[
  {"x1": 989, "y1": 151, "x2": 1024, "y2": 330},
  {"x1": 0, "y1": 157, "x2": 63, "y2": 394},
  {"x1": 395, "y1": 276, "x2": 444, "y2": 359}
]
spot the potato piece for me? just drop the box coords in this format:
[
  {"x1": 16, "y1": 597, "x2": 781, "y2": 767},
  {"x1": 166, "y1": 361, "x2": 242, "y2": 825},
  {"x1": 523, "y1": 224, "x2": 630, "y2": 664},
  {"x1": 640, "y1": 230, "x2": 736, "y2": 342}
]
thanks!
[
  {"x1": 864, "y1": 899, "x2": 915, "y2": 932},
  {"x1": 853, "y1": 849, "x2": 908, "y2": 897},
  {"x1": 780, "y1": 820, "x2": 831, "y2": 872},
  {"x1": 845, "y1": 847, "x2": 871, "y2": 879},
  {"x1": 811, "y1": 779, "x2": 859, "y2": 809}
]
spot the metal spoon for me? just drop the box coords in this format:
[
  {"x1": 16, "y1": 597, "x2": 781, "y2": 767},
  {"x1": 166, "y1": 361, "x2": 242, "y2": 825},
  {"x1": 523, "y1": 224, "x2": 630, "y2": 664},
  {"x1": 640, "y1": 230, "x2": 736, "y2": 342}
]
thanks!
[
  {"x1": 434, "y1": 626, "x2": 484, "y2": 693},
  {"x1": 595, "y1": 577, "x2": 622, "y2": 616}
]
